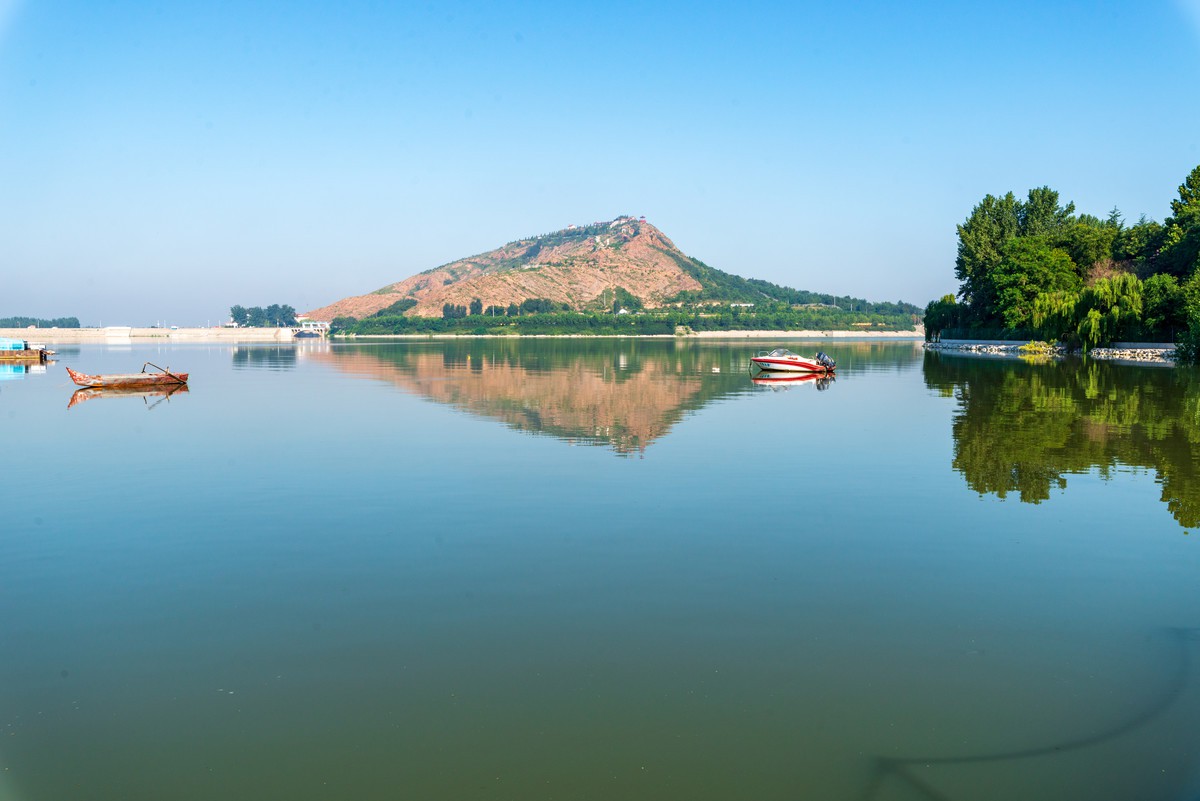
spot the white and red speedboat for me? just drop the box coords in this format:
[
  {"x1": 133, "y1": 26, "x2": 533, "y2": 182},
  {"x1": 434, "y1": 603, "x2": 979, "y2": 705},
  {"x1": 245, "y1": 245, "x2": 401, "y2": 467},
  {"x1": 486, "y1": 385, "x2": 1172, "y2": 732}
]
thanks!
[{"x1": 750, "y1": 348, "x2": 836, "y2": 373}]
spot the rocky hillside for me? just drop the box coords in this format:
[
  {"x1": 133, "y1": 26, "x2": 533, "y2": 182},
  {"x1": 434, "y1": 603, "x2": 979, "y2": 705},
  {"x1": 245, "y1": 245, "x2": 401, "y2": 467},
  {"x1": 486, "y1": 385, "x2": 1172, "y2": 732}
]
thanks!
[{"x1": 306, "y1": 217, "x2": 708, "y2": 320}]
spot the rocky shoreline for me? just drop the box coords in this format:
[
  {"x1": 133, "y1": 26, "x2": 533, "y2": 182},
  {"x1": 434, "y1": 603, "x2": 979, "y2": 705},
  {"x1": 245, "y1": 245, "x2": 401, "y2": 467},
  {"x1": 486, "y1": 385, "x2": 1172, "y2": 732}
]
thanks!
[{"x1": 924, "y1": 341, "x2": 1176, "y2": 364}]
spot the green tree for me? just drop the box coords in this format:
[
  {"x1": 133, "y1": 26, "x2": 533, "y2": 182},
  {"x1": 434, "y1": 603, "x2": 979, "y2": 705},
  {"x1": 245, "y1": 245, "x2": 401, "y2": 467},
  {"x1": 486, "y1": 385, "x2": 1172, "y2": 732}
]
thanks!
[
  {"x1": 0, "y1": 316, "x2": 81, "y2": 328},
  {"x1": 469, "y1": 298, "x2": 483, "y2": 316},
  {"x1": 1163, "y1": 208, "x2": 1200, "y2": 278},
  {"x1": 991, "y1": 237, "x2": 1079, "y2": 330},
  {"x1": 954, "y1": 187, "x2": 1079, "y2": 324},
  {"x1": 955, "y1": 192, "x2": 1021, "y2": 317},
  {"x1": 1181, "y1": 271, "x2": 1200, "y2": 328},
  {"x1": 371, "y1": 298, "x2": 417, "y2": 317},
  {"x1": 1113, "y1": 216, "x2": 1164, "y2": 263},
  {"x1": 230, "y1": 303, "x2": 296, "y2": 326},
  {"x1": 1058, "y1": 221, "x2": 1116, "y2": 276},
  {"x1": 1170, "y1": 164, "x2": 1200, "y2": 218},
  {"x1": 1156, "y1": 166, "x2": 1200, "y2": 277},
  {"x1": 1032, "y1": 290, "x2": 1080, "y2": 343},
  {"x1": 1142, "y1": 274, "x2": 1184, "y2": 338},
  {"x1": 922, "y1": 294, "x2": 958, "y2": 341},
  {"x1": 1019, "y1": 186, "x2": 1076, "y2": 237},
  {"x1": 1073, "y1": 273, "x2": 1142, "y2": 348}
]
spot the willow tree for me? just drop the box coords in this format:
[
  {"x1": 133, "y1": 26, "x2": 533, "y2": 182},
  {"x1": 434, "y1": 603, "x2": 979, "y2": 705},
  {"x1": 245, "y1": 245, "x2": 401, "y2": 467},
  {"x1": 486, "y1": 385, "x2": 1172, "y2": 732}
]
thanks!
[
  {"x1": 1075, "y1": 273, "x2": 1143, "y2": 349},
  {"x1": 1032, "y1": 291, "x2": 1079, "y2": 343}
]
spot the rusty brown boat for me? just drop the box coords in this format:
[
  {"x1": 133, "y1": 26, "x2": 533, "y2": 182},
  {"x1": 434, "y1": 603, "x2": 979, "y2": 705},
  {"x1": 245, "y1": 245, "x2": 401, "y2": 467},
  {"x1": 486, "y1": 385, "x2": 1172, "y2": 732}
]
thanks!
[{"x1": 66, "y1": 362, "x2": 189, "y2": 389}]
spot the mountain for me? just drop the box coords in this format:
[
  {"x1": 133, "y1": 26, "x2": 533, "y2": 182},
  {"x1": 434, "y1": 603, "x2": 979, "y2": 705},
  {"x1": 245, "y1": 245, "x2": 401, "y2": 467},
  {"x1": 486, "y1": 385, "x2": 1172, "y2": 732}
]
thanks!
[{"x1": 304, "y1": 216, "x2": 920, "y2": 321}]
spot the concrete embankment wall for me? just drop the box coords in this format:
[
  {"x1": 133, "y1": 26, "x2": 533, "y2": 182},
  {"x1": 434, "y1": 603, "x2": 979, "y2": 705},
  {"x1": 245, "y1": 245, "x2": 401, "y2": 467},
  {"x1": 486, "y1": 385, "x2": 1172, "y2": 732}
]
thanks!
[
  {"x1": 936, "y1": 338, "x2": 1174, "y2": 349},
  {"x1": 928, "y1": 339, "x2": 1176, "y2": 364},
  {"x1": 0, "y1": 327, "x2": 297, "y2": 343},
  {"x1": 1111, "y1": 342, "x2": 1174, "y2": 349},
  {"x1": 936, "y1": 339, "x2": 1027, "y2": 346}
]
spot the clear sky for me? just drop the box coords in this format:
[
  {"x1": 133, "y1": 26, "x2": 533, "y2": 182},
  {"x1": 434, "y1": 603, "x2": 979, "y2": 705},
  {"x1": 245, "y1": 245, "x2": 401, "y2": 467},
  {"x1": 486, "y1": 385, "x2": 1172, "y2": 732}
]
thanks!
[{"x1": 2, "y1": 0, "x2": 1199, "y2": 325}]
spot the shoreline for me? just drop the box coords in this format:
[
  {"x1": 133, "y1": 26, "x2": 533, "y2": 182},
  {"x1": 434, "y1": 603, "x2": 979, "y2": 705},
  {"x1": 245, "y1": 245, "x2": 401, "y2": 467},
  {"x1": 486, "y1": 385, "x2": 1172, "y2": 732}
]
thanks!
[
  {"x1": 925, "y1": 340, "x2": 1176, "y2": 365},
  {"x1": 344, "y1": 327, "x2": 926, "y2": 341},
  {"x1": 0, "y1": 327, "x2": 299, "y2": 343},
  {"x1": 0, "y1": 326, "x2": 925, "y2": 343}
]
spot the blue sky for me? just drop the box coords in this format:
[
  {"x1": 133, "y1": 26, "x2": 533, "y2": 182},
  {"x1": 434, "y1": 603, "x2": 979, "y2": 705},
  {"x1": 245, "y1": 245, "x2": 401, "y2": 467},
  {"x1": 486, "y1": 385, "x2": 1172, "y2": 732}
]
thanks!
[{"x1": 2, "y1": 0, "x2": 1199, "y2": 324}]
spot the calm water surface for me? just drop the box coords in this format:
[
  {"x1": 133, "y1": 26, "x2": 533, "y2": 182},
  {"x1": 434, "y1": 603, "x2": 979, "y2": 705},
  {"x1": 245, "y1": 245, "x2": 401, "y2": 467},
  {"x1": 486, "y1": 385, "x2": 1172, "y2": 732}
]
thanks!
[{"x1": 1, "y1": 339, "x2": 1199, "y2": 800}]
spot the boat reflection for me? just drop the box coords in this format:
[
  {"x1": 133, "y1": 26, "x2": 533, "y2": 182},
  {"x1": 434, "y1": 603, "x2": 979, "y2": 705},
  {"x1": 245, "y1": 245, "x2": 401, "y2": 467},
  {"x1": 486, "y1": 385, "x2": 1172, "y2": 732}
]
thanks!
[
  {"x1": 750, "y1": 372, "x2": 835, "y2": 391},
  {"x1": 924, "y1": 349, "x2": 1200, "y2": 530},
  {"x1": 67, "y1": 384, "x2": 190, "y2": 410}
]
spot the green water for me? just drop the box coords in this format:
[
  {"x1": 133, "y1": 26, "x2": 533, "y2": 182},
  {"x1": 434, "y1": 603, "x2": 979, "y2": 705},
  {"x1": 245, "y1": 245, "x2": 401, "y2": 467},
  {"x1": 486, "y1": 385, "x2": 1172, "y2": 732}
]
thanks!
[{"x1": 0, "y1": 339, "x2": 1198, "y2": 800}]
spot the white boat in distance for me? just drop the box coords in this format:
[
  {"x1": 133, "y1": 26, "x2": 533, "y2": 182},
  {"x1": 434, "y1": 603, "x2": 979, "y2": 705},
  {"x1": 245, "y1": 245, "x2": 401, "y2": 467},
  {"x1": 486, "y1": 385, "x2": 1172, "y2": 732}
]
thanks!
[{"x1": 750, "y1": 348, "x2": 836, "y2": 373}]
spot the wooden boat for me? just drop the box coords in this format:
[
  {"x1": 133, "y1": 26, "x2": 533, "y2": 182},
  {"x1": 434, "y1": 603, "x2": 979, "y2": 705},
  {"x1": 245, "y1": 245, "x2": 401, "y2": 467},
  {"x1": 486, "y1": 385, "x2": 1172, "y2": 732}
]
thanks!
[
  {"x1": 66, "y1": 362, "x2": 188, "y2": 389},
  {"x1": 67, "y1": 384, "x2": 189, "y2": 410},
  {"x1": 750, "y1": 348, "x2": 836, "y2": 373}
]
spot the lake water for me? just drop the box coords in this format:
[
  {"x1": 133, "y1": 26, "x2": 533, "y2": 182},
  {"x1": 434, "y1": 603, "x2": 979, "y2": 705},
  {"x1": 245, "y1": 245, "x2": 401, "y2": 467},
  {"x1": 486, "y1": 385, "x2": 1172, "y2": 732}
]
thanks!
[{"x1": 2, "y1": 339, "x2": 1199, "y2": 800}]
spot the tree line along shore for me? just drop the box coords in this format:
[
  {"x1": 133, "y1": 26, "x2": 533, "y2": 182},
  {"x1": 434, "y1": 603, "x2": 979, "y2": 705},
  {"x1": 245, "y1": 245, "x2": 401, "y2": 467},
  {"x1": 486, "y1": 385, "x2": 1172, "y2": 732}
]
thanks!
[
  {"x1": 924, "y1": 164, "x2": 1200, "y2": 361},
  {"x1": 331, "y1": 298, "x2": 921, "y2": 337}
]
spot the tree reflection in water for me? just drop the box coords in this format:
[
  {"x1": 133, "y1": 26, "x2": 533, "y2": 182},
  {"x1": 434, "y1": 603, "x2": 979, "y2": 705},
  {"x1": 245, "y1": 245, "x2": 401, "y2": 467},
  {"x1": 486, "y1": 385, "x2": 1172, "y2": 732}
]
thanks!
[{"x1": 923, "y1": 351, "x2": 1200, "y2": 529}]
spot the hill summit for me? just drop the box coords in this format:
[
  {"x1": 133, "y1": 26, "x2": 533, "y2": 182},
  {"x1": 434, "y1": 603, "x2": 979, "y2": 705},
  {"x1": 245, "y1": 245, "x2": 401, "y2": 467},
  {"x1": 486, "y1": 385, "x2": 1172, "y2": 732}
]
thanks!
[
  {"x1": 306, "y1": 216, "x2": 709, "y2": 320},
  {"x1": 306, "y1": 216, "x2": 922, "y2": 324}
]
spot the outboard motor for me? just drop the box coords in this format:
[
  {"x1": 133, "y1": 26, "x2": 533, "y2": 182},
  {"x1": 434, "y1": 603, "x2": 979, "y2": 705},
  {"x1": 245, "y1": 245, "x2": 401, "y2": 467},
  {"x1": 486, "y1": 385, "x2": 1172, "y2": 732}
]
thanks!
[{"x1": 815, "y1": 351, "x2": 836, "y2": 370}]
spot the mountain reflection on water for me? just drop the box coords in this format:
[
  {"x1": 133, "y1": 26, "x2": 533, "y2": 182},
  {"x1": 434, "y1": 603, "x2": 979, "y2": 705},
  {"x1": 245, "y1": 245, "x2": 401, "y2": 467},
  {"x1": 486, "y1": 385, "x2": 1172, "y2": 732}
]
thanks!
[
  {"x1": 924, "y1": 350, "x2": 1200, "y2": 529},
  {"x1": 306, "y1": 340, "x2": 915, "y2": 456},
  {"x1": 310, "y1": 340, "x2": 751, "y2": 455}
]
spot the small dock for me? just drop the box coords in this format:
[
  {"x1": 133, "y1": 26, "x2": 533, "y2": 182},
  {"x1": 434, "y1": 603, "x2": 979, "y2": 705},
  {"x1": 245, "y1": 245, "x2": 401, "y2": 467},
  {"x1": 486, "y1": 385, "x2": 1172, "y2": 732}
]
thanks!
[{"x1": 0, "y1": 338, "x2": 52, "y2": 363}]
